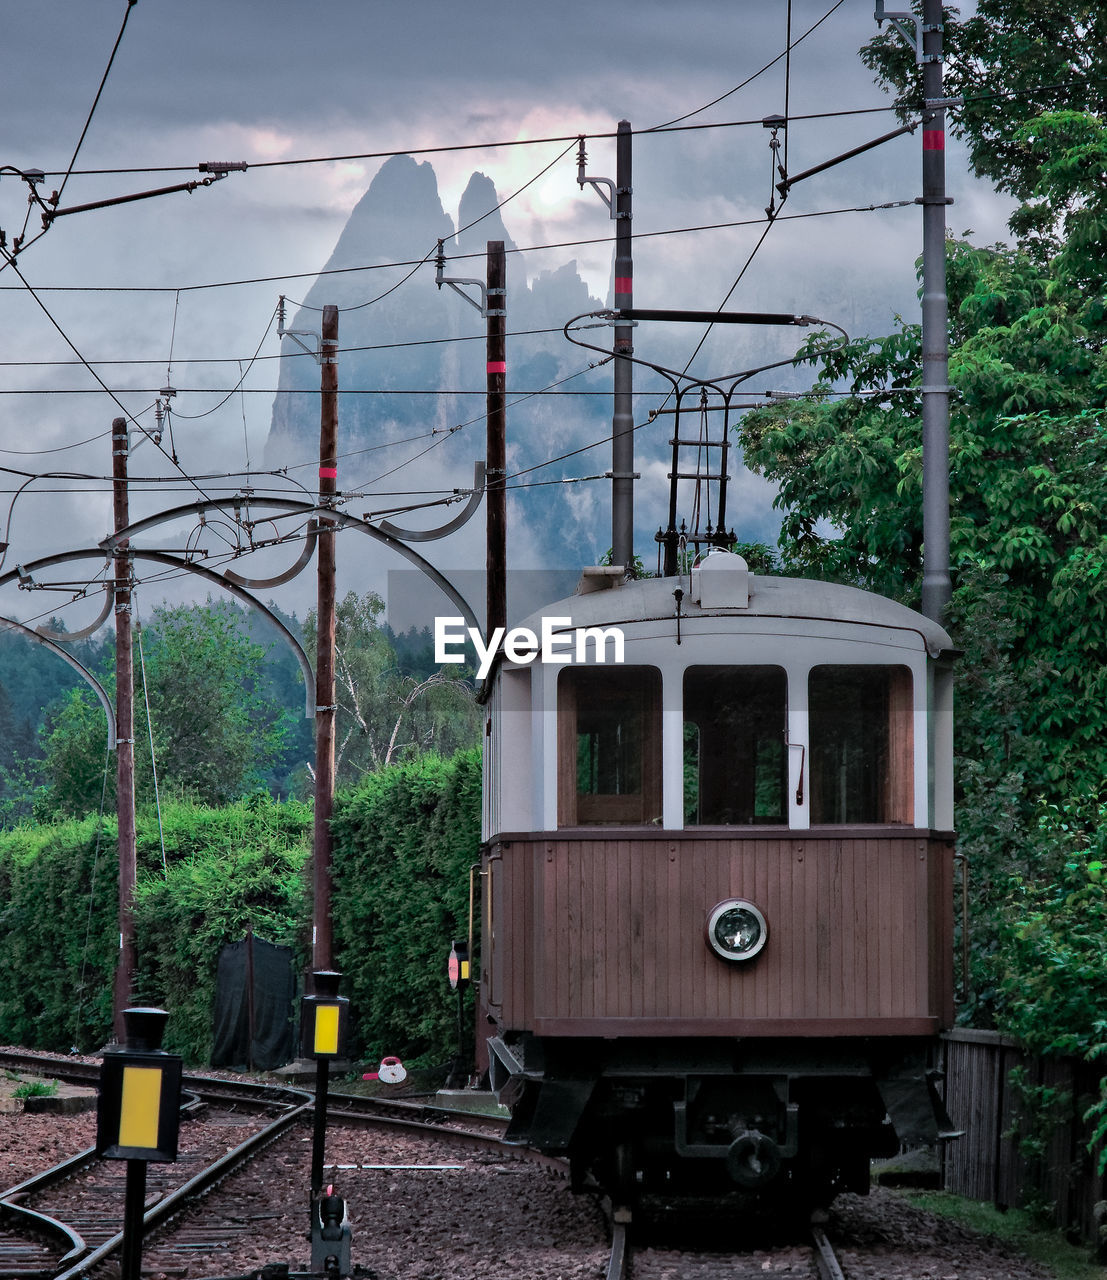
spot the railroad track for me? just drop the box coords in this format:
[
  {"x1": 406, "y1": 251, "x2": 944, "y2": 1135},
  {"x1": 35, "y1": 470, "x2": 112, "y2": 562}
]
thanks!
[
  {"x1": 0, "y1": 1094, "x2": 312, "y2": 1279},
  {"x1": 0, "y1": 1050, "x2": 520, "y2": 1279},
  {"x1": 602, "y1": 1215, "x2": 850, "y2": 1280}
]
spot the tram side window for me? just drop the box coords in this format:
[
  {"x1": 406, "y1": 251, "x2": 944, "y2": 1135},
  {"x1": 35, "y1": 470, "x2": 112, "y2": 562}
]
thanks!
[
  {"x1": 683, "y1": 666, "x2": 787, "y2": 825},
  {"x1": 808, "y1": 665, "x2": 913, "y2": 825},
  {"x1": 558, "y1": 666, "x2": 662, "y2": 825}
]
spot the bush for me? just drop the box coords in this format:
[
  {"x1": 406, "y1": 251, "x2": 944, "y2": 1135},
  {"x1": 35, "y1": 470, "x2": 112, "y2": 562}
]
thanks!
[
  {"x1": 0, "y1": 798, "x2": 311, "y2": 1059},
  {"x1": 0, "y1": 815, "x2": 118, "y2": 1050},
  {"x1": 133, "y1": 796, "x2": 311, "y2": 1062},
  {"x1": 0, "y1": 755, "x2": 480, "y2": 1069},
  {"x1": 329, "y1": 749, "x2": 481, "y2": 1064}
]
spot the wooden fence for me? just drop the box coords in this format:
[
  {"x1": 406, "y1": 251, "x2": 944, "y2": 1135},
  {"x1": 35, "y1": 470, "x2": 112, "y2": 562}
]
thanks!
[{"x1": 939, "y1": 1028, "x2": 1105, "y2": 1241}]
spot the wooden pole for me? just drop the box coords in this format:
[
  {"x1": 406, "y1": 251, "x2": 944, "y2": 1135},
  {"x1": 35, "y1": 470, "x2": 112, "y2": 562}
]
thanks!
[
  {"x1": 486, "y1": 243, "x2": 506, "y2": 641},
  {"x1": 312, "y1": 306, "x2": 339, "y2": 974},
  {"x1": 611, "y1": 120, "x2": 634, "y2": 572},
  {"x1": 111, "y1": 417, "x2": 136, "y2": 1040}
]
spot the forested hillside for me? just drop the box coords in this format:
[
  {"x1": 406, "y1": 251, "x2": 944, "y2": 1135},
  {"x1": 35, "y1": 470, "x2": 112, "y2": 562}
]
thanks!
[{"x1": 0, "y1": 592, "x2": 478, "y2": 824}]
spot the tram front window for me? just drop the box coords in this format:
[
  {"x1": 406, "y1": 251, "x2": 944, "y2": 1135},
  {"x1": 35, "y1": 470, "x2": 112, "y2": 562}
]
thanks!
[
  {"x1": 808, "y1": 665, "x2": 913, "y2": 824},
  {"x1": 683, "y1": 666, "x2": 787, "y2": 825},
  {"x1": 558, "y1": 666, "x2": 662, "y2": 825}
]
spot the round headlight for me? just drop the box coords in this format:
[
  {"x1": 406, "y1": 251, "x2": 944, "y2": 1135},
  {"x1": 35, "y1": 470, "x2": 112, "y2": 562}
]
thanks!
[{"x1": 706, "y1": 899, "x2": 768, "y2": 962}]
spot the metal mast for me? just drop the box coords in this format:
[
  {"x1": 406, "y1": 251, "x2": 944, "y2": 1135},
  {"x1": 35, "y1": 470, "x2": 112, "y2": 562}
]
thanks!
[
  {"x1": 919, "y1": 0, "x2": 952, "y2": 623},
  {"x1": 873, "y1": 1, "x2": 951, "y2": 622}
]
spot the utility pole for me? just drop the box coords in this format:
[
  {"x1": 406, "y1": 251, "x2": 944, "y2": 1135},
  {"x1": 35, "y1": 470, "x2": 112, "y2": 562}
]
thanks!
[
  {"x1": 111, "y1": 417, "x2": 136, "y2": 1040},
  {"x1": 920, "y1": 0, "x2": 951, "y2": 624},
  {"x1": 611, "y1": 120, "x2": 634, "y2": 573},
  {"x1": 312, "y1": 305, "x2": 339, "y2": 974},
  {"x1": 486, "y1": 242, "x2": 506, "y2": 641}
]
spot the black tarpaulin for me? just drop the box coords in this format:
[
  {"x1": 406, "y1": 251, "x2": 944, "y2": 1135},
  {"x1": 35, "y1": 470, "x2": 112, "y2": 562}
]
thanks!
[{"x1": 211, "y1": 935, "x2": 296, "y2": 1071}]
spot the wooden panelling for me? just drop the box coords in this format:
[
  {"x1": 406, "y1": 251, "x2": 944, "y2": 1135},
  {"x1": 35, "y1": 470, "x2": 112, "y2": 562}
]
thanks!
[
  {"x1": 940, "y1": 1030, "x2": 1107, "y2": 1245},
  {"x1": 488, "y1": 831, "x2": 954, "y2": 1034}
]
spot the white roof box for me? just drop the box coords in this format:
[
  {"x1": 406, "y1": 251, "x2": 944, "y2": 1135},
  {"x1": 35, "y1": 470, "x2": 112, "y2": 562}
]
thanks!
[{"x1": 691, "y1": 550, "x2": 750, "y2": 609}]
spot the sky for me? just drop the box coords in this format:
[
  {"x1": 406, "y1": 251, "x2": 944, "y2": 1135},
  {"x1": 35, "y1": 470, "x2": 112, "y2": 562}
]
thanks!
[{"x1": 0, "y1": 0, "x2": 1013, "y2": 638}]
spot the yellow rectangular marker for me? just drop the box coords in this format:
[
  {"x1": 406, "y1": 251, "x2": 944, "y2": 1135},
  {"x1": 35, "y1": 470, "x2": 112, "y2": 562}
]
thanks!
[
  {"x1": 314, "y1": 1004, "x2": 340, "y2": 1055},
  {"x1": 118, "y1": 1066, "x2": 162, "y2": 1149}
]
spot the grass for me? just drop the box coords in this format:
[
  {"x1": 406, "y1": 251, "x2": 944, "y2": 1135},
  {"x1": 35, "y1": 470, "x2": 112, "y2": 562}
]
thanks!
[
  {"x1": 11, "y1": 1080, "x2": 58, "y2": 1099},
  {"x1": 903, "y1": 1190, "x2": 1107, "y2": 1280}
]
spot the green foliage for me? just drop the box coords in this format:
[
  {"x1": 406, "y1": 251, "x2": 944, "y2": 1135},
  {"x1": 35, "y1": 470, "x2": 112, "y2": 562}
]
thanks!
[
  {"x1": 1087, "y1": 1080, "x2": 1107, "y2": 1178},
  {"x1": 37, "y1": 689, "x2": 113, "y2": 820},
  {"x1": 0, "y1": 797, "x2": 311, "y2": 1060},
  {"x1": 730, "y1": 541, "x2": 781, "y2": 575},
  {"x1": 0, "y1": 815, "x2": 118, "y2": 1050},
  {"x1": 133, "y1": 796, "x2": 311, "y2": 1062},
  {"x1": 305, "y1": 591, "x2": 479, "y2": 784},
  {"x1": 1004, "y1": 1066, "x2": 1075, "y2": 1224},
  {"x1": 329, "y1": 749, "x2": 481, "y2": 1063},
  {"x1": 993, "y1": 811, "x2": 1107, "y2": 1061},
  {"x1": 32, "y1": 599, "x2": 301, "y2": 819},
  {"x1": 12, "y1": 1080, "x2": 57, "y2": 1099},
  {"x1": 136, "y1": 601, "x2": 293, "y2": 806},
  {"x1": 861, "y1": 1, "x2": 1107, "y2": 214}
]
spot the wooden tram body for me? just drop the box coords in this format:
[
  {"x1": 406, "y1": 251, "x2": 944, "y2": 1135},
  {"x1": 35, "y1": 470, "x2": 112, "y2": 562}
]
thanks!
[{"x1": 479, "y1": 552, "x2": 957, "y2": 1201}]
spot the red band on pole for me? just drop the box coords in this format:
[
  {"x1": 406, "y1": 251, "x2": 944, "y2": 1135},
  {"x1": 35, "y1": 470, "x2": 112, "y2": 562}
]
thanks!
[
  {"x1": 487, "y1": 360, "x2": 506, "y2": 374},
  {"x1": 615, "y1": 277, "x2": 633, "y2": 294},
  {"x1": 923, "y1": 131, "x2": 945, "y2": 150},
  {"x1": 319, "y1": 467, "x2": 338, "y2": 478}
]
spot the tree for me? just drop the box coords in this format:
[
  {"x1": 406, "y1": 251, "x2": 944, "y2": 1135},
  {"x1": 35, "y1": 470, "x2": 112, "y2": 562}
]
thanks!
[
  {"x1": 34, "y1": 600, "x2": 296, "y2": 817},
  {"x1": 861, "y1": 1, "x2": 1107, "y2": 221},
  {"x1": 136, "y1": 600, "x2": 292, "y2": 806},
  {"x1": 304, "y1": 591, "x2": 479, "y2": 783},
  {"x1": 36, "y1": 688, "x2": 113, "y2": 819},
  {"x1": 737, "y1": 117, "x2": 1107, "y2": 1023}
]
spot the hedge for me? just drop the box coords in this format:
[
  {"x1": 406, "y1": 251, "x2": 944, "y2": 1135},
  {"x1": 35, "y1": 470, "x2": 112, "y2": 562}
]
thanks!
[
  {"x1": 329, "y1": 749, "x2": 481, "y2": 1064},
  {"x1": 0, "y1": 797, "x2": 312, "y2": 1060},
  {"x1": 0, "y1": 753, "x2": 481, "y2": 1068}
]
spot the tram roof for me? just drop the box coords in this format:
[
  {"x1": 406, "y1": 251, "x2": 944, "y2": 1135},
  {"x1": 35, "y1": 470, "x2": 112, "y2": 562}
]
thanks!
[{"x1": 519, "y1": 559, "x2": 954, "y2": 657}]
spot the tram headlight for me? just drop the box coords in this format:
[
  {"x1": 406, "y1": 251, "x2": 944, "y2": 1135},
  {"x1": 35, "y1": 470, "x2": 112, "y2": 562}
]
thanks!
[{"x1": 706, "y1": 899, "x2": 768, "y2": 962}]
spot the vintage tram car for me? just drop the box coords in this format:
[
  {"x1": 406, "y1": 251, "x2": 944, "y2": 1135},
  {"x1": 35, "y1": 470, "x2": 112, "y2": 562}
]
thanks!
[{"x1": 478, "y1": 550, "x2": 957, "y2": 1203}]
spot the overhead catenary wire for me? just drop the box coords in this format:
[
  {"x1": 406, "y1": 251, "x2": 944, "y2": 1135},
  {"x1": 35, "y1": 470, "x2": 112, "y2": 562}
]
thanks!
[
  {"x1": 3, "y1": 0, "x2": 140, "y2": 271},
  {"x1": 0, "y1": 199, "x2": 919, "y2": 299},
  {"x1": 11, "y1": 8, "x2": 1073, "y2": 573},
  {"x1": 53, "y1": 0, "x2": 140, "y2": 208},
  {"x1": 67, "y1": 52, "x2": 1107, "y2": 189},
  {"x1": 647, "y1": 0, "x2": 844, "y2": 131},
  {"x1": 0, "y1": 255, "x2": 220, "y2": 505}
]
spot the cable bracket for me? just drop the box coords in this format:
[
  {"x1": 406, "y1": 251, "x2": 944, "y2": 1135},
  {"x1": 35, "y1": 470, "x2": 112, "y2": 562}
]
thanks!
[
  {"x1": 576, "y1": 136, "x2": 617, "y2": 219},
  {"x1": 435, "y1": 240, "x2": 492, "y2": 316}
]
